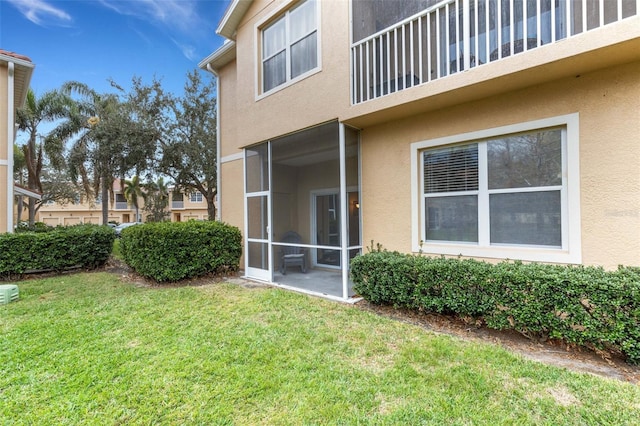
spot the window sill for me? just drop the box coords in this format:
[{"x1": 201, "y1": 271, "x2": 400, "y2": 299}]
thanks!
[
  {"x1": 256, "y1": 67, "x2": 322, "y2": 101},
  {"x1": 413, "y1": 242, "x2": 581, "y2": 265}
]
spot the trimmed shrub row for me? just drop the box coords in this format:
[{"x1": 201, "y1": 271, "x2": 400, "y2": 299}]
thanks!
[
  {"x1": 120, "y1": 221, "x2": 242, "y2": 282},
  {"x1": 351, "y1": 251, "x2": 640, "y2": 364},
  {"x1": 0, "y1": 224, "x2": 115, "y2": 279}
]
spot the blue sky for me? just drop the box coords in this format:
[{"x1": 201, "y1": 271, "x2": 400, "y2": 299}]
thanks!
[{"x1": 1, "y1": 0, "x2": 230, "y2": 97}]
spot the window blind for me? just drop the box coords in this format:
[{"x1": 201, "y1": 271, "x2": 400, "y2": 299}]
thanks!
[{"x1": 424, "y1": 144, "x2": 478, "y2": 193}]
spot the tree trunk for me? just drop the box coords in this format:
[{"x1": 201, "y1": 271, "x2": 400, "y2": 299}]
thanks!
[
  {"x1": 101, "y1": 172, "x2": 109, "y2": 225},
  {"x1": 16, "y1": 196, "x2": 23, "y2": 224},
  {"x1": 28, "y1": 197, "x2": 36, "y2": 226},
  {"x1": 26, "y1": 135, "x2": 38, "y2": 226},
  {"x1": 206, "y1": 192, "x2": 217, "y2": 221}
]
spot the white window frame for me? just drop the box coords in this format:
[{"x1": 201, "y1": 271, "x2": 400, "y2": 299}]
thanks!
[
  {"x1": 255, "y1": 0, "x2": 322, "y2": 99},
  {"x1": 411, "y1": 114, "x2": 581, "y2": 264},
  {"x1": 190, "y1": 192, "x2": 203, "y2": 203}
]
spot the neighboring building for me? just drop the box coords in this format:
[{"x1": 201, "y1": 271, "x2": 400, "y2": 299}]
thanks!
[
  {"x1": 168, "y1": 189, "x2": 212, "y2": 223},
  {"x1": 36, "y1": 179, "x2": 209, "y2": 225},
  {"x1": 200, "y1": 0, "x2": 640, "y2": 300},
  {"x1": 1, "y1": 49, "x2": 35, "y2": 233}
]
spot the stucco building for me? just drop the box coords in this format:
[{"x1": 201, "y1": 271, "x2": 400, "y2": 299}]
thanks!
[
  {"x1": 1, "y1": 49, "x2": 36, "y2": 233},
  {"x1": 36, "y1": 180, "x2": 210, "y2": 225},
  {"x1": 200, "y1": 0, "x2": 640, "y2": 300}
]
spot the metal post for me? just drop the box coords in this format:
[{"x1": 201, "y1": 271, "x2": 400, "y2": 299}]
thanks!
[{"x1": 339, "y1": 123, "x2": 349, "y2": 300}]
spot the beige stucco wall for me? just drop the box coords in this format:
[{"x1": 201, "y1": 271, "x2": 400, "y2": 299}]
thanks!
[
  {"x1": 218, "y1": 60, "x2": 240, "y2": 158},
  {"x1": 227, "y1": 0, "x2": 352, "y2": 149},
  {"x1": 0, "y1": 64, "x2": 8, "y2": 232},
  {"x1": 0, "y1": 168, "x2": 7, "y2": 232},
  {"x1": 222, "y1": 68, "x2": 640, "y2": 268},
  {"x1": 38, "y1": 191, "x2": 209, "y2": 225},
  {"x1": 38, "y1": 204, "x2": 128, "y2": 226},
  {"x1": 220, "y1": 159, "x2": 245, "y2": 230},
  {"x1": 213, "y1": 1, "x2": 640, "y2": 269},
  {"x1": 361, "y1": 60, "x2": 640, "y2": 269}
]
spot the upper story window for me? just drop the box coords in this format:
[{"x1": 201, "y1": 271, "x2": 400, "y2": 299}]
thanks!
[
  {"x1": 261, "y1": 0, "x2": 318, "y2": 94},
  {"x1": 190, "y1": 192, "x2": 203, "y2": 203}
]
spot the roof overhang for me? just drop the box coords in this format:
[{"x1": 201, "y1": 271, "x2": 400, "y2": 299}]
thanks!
[
  {"x1": 199, "y1": 40, "x2": 237, "y2": 73},
  {"x1": 0, "y1": 50, "x2": 35, "y2": 109},
  {"x1": 14, "y1": 185, "x2": 42, "y2": 200},
  {"x1": 217, "y1": 0, "x2": 254, "y2": 40}
]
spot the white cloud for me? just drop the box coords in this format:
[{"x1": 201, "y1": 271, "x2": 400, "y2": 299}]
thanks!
[
  {"x1": 171, "y1": 38, "x2": 198, "y2": 61},
  {"x1": 98, "y1": 0, "x2": 202, "y2": 34},
  {"x1": 97, "y1": 0, "x2": 212, "y2": 62},
  {"x1": 7, "y1": 0, "x2": 72, "y2": 26}
]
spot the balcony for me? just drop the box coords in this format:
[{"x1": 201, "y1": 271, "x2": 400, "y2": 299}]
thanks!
[
  {"x1": 115, "y1": 201, "x2": 129, "y2": 210},
  {"x1": 351, "y1": 0, "x2": 638, "y2": 104},
  {"x1": 172, "y1": 201, "x2": 184, "y2": 209}
]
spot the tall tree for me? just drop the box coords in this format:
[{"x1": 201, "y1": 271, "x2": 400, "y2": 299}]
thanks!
[
  {"x1": 158, "y1": 70, "x2": 218, "y2": 220},
  {"x1": 143, "y1": 177, "x2": 170, "y2": 222},
  {"x1": 38, "y1": 167, "x2": 80, "y2": 209},
  {"x1": 15, "y1": 88, "x2": 72, "y2": 225},
  {"x1": 47, "y1": 81, "x2": 159, "y2": 225},
  {"x1": 123, "y1": 175, "x2": 146, "y2": 222}
]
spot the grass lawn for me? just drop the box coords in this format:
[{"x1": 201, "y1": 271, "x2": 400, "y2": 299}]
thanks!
[{"x1": 2, "y1": 273, "x2": 640, "y2": 425}]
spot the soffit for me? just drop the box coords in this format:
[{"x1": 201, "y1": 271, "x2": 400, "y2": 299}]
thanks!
[
  {"x1": 198, "y1": 41, "x2": 236, "y2": 72},
  {"x1": 0, "y1": 50, "x2": 35, "y2": 109},
  {"x1": 217, "y1": 0, "x2": 254, "y2": 40}
]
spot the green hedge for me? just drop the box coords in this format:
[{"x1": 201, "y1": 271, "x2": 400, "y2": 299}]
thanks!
[
  {"x1": 351, "y1": 251, "x2": 640, "y2": 364},
  {"x1": 120, "y1": 221, "x2": 242, "y2": 282},
  {"x1": 0, "y1": 224, "x2": 115, "y2": 279}
]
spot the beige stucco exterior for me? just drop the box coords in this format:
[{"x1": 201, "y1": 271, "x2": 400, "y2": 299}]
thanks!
[
  {"x1": 217, "y1": 0, "x2": 352, "y2": 153},
  {"x1": 35, "y1": 187, "x2": 210, "y2": 226},
  {"x1": 1, "y1": 60, "x2": 11, "y2": 232},
  {"x1": 1, "y1": 50, "x2": 34, "y2": 233},
  {"x1": 204, "y1": 0, "x2": 640, "y2": 270},
  {"x1": 361, "y1": 61, "x2": 640, "y2": 268}
]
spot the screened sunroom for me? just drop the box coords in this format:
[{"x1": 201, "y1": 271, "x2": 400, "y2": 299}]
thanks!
[{"x1": 244, "y1": 121, "x2": 361, "y2": 300}]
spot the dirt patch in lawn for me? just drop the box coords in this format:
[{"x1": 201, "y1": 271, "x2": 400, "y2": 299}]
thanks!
[{"x1": 356, "y1": 300, "x2": 640, "y2": 384}]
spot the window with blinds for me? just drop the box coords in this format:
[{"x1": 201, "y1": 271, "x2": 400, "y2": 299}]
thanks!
[
  {"x1": 423, "y1": 144, "x2": 478, "y2": 193},
  {"x1": 422, "y1": 128, "x2": 564, "y2": 247},
  {"x1": 423, "y1": 144, "x2": 479, "y2": 243}
]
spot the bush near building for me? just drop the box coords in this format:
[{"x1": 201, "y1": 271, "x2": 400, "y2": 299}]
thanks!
[
  {"x1": 0, "y1": 224, "x2": 115, "y2": 278},
  {"x1": 120, "y1": 221, "x2": 241, "y2": 282},
  {"x1": 351, "y1": 251, "x2": 640, "y2": 364}
]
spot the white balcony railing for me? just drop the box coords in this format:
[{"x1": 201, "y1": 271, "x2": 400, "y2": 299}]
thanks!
[
  {"x1": 351, "y1": 0, "x2": 638, "y2": 104},
  {"x1": 172, "y1": 201, "x2": 184, "y2": 209},
  {"x1": 115, "y1": 201, "x2": 129, "y2": 210}
]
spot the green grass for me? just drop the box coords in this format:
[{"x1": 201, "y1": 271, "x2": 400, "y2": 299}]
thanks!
[
  {"x1": 111, "y1": 239, "x2": 122, "y2": 260},
  {"x1": 2, "y1": 273, "x2": 640, "y2": 425}
]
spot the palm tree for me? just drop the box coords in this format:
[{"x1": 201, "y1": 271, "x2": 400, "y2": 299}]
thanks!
[
  {"x1": 143, "y1": 177, "x2": 170, "y2": 222},
  {"x1": 155, "y1": 177, "x2": 169, "y2": 207},
  {"x1": 16, "y1": 88, "x2": 73, "y2": 225},
  {"x1": 123, "y1": 176, "x2": 146, "y2": 222},
  {"x1": 48, "y1": 80, "x2": 159, "y2": 225},
  {"x1": 47, "y1": 81, "x2": 127, "y2": 225}
]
